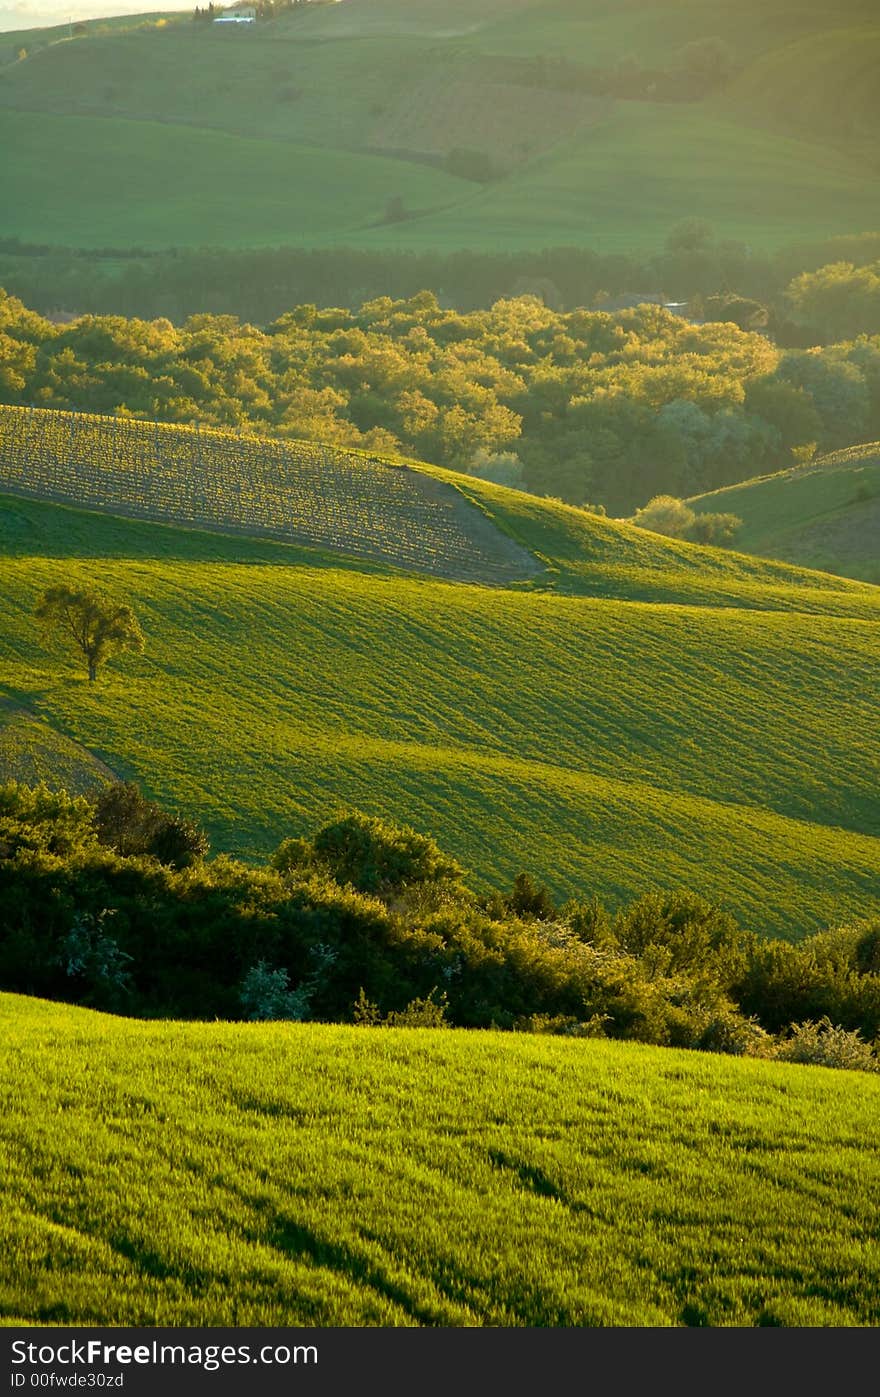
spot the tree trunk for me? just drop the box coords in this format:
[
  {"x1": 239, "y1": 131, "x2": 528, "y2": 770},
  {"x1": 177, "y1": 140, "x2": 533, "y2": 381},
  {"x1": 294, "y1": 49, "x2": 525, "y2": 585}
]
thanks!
[{"x1": 88, "y1": 661, "x2": 97, "y2": 683}]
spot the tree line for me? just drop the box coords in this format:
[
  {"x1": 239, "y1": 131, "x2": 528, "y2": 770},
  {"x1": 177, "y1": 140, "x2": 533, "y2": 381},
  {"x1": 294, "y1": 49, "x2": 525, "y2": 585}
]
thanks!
[
  {"x1": 0, "y1": 783, "x2": 877, "y2": 1072},
  {"x1": 2, "y1": 227, "x2": 879, "y2": 335},
  {"x1": 3, "y1": 286, "x2": 880, "y2": 513}
]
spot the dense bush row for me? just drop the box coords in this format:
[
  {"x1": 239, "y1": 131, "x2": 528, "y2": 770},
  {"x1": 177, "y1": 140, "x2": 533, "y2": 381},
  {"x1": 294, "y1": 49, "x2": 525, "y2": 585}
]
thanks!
[
  {"x1": 3, "y1": 282, "x2": 880, "y2": 513},
  {"x1": 4, "y1": 227, "x2": 877, "y2": 334},
  {"x1": 1, "y1": 782, "x2": 877, "y2": 1070}
]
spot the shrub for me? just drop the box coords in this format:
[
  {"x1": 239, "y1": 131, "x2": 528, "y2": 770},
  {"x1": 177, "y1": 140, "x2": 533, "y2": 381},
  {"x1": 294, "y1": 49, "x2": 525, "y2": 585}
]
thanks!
[
  {"x1": 632, "y1": 494, "x2": 696, "y2": 538},
  {"x1": 688, "y1": 511, "x2": 742, "y2": 545},
  {"x1": 384, "y1": 989, "x2": 449, "y2": 1027},
  {"x1": 310, "y1": 810, "x2": 463, "y2": 897},
  {"x1": 239, "y1": 961, "x2": 310, "y2": 1022},
  {"x1": 468, "y1": 448, "x2": 525, "y2": 489},
  {"x1": 612, "y1": 890, "x2": 753, "y2": 988},
  {"x1": 61, "y1": 909, "x2": 132, "y2": 1010},
  {"x1": 0, "y1": 781, "x2": 95, "y2": 857},
  {"x1": 353, "y1": 987, "x2": 449, "y2": 1027},
  {"x1": 772, "y1": 1017, "x2": 878, "y2": 1072},
  {"x1": 736, "y1": 923, "x2": 880, "y2": 1041},
  {"x1": 661, "y1": 994, "x2": 772, "y2": 1056},
  {"x1": 91, "y1": 782, "x2": 208, "y2": 868},
  {"x1": 503, "y1": 871, "x2": 556, "y2": 921},
  {"x1": 148, "y1": 813, "x2": 210, "y2": 869},
  {"x1": 515, "y1": 1012, "x2": 610, "y2": 1038},
  {"x1": 631, "y1": 496, "x2": 741, "y2": 546},
  {"x1": 271, "y1": 836, "x2": 316, "y2": 877},
  {"x1": 443, "y1": 148, "x2": 497, "y2": 183}
]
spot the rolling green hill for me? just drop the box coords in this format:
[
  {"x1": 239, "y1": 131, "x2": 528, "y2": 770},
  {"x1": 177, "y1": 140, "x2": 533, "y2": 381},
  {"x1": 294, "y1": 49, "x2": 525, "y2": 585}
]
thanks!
[
  {"x1": 722, "y1": 25, "x2": 880, "y2": 145},
  {"x1": 0, "y1": 408, "x2": 878, "y2": 939},
  {"x1": 690, "y1": 443, "x2": 880, "y2": 584},
  {"x1": 2, "y1": 993, "x2": 879, "y2": 1326},
  {"x1": 0, "y1": 406, "x2": 538, "y2": 584},
  {"x1": 2, "y1": 0, "x2": 880, "y2": 252},
  {"x1": 0, "y1": 699, "x2": 114, "y2": 793}
]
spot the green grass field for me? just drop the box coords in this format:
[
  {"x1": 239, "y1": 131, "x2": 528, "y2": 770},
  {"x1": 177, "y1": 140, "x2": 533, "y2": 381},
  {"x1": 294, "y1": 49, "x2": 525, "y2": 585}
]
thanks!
[
  {"x1": 355, "y1": 106, "x2": 880, "y2": 254},
  {"x1": 1, "y1": 0, "x2": 879, "y2": 252},
  {"x1": 0, "y1": 415, "x2": 878, "y2": 938},
  {"x1": 0, "y1": 700, "x2": 112, "y2": 793},
  {"x1": 690, "y1": 443, "x2": 880, "y2": 584},
  {"x1": 2, "y1": 993, "x2": 879, "y2": 1326},
  {"x1": 0, "y1": 109, "x2": 474, "y2": 250},
  {"x1": 5, "y1": 0, "x2": 880, "y2": 1337}
]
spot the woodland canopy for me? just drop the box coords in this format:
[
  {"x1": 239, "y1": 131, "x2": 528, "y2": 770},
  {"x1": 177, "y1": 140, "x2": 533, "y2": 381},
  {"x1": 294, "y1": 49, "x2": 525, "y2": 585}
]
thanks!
[{"x1": 3, "y1": 290, "x2": 879, "y2": 511}]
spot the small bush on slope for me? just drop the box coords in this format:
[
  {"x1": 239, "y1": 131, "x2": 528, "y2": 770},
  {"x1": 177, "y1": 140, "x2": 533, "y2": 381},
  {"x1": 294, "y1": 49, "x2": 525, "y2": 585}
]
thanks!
[
  {"x1": 632, "y1": 494, "x2": 742, "y2": 545},
  {"x1": 772, "y1": 1016, "x2": 878, "y2": 1072}
]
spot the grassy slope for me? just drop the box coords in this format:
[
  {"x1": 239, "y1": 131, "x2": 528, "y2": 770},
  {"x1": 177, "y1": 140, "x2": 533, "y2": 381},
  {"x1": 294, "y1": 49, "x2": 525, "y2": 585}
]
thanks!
[
  {"x1": 0, "y1": 483, "x2": 877, "y2": 940},
  {"x1": 2, "y1": 993, "x2": 879, "y2": 1326},
  {"x1": 722, "y1": 25, "x2": 880, "y2": 144},
  {"x1": 0, "y1": 702, "x2": 113, "y2": 793},
  {"x1": 449, "y1": 468, "x2": 880, "y2": 611},
  {"x1": 356, "y1": 106, "x2": 880, "y2": 254},
  {"x1": 689, "y1": 444, "x2": 880, "y2": 584},
  {"x1": 0, "y1": 109, "x2": 473, "y2": 250},
  {"x1": 1, "y1": 0, "x2": 879, "y2": 252}
]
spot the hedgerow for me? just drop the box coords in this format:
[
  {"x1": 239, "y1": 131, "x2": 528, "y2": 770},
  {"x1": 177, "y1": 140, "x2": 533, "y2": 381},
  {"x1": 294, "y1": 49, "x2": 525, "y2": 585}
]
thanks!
[{"x1": 1, "y1": 782, "x2": 877, "y2": 1069}]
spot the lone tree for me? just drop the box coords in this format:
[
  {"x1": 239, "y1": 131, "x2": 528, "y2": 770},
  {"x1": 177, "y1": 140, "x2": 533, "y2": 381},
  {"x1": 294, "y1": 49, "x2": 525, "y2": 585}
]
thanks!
[{"x1": 36, "y1": 585, "x2": 145, "y2": 683}]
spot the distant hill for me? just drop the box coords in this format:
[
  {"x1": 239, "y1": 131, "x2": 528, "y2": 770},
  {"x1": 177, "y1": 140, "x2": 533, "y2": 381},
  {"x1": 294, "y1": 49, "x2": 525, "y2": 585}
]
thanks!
[
  {"x1": 1, "y1": 408, "x2": 878, "y2": 939},
  {"x1": 690, "y1": 443, "x2": 880, "y2": 584},
  {"x1": 1, "y1": 0, "x2": 879, "y2": 252}
]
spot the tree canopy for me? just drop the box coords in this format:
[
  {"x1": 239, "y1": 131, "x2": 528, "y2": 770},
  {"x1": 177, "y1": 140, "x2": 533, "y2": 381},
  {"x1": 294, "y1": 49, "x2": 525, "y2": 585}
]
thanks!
[
  {"x1": 36, "y1": 584, "x2": 145, "y2": 682},
  {"x1": 3, "y1": 284, "x2": 880, "y2": 512}
]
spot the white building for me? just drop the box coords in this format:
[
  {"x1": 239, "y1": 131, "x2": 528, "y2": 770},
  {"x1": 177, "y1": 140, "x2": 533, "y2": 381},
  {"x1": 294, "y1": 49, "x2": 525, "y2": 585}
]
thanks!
[{"x1": 214, "y1": 8, "x2": 256, "y2": 23}]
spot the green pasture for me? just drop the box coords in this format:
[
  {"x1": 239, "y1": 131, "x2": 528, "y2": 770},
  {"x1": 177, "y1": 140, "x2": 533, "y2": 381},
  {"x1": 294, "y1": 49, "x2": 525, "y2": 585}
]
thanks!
[
  {"x1": 2, "y1": 993, "x2": 879, "y2": 1326},
  {"x1": 690, "y1": 444, "x2": 880, "y2": 583},
  {"x1": 358, "y1": 106, "x2": 880, "y2": 254},
  {"x1": 0, "y1": 487, "x2": 877, "y2": 939},
  {"x1": 0, "y1": 109, "x2": 473, "y2": 250},
  {"x1": 722, "y1": 25, "x2": 880, "y2": 145},
  {"x1": 0, "y1": 703, "x2": 111, "y2": 794},
  {"x1": 2, "y1": 0, "x2": 879, "y2": 253},
  {"x1": 287, "y1": 0, "x2": 879, "y2": 68}
]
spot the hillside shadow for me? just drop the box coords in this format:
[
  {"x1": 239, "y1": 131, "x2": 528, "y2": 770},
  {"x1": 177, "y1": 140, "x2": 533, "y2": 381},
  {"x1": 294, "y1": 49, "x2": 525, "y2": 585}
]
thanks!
[
  {"x1": 0, "y1": 494, "x2": 399, "y2": 576},
  {"x1": 0, "y1": 683, "x2": 49, "y2": 714}
]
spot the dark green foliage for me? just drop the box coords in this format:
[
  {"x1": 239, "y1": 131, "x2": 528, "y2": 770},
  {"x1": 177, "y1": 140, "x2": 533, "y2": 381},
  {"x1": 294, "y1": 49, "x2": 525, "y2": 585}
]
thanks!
[
  {"x1": 611, "y1": 891, "x2": 753, "y2": 989},
  {"x1": 148, "y1": 812, "x2": 210, "y2": 869},
  {"x1": 92, "y1": 781, "x2": 208, "y2": 868},
  {"x1": 308, "y1": 811, "x2": 463, "y2": 897},
  {"x1": 702, "y1": 294, "x2": 769, "y2": 332},
  {"x1": 498, "y1": 871, "x2": 557, "y2": 921},
  {"x1": 61, "y1": 909, "x2": 132, "y2": 1012},
  {"x1": 0, "y1": 783, "x2": 877, "y2": 1068},
  {"x1": 735, "y1": 919, "x2": 880, "y2": 1042}
]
